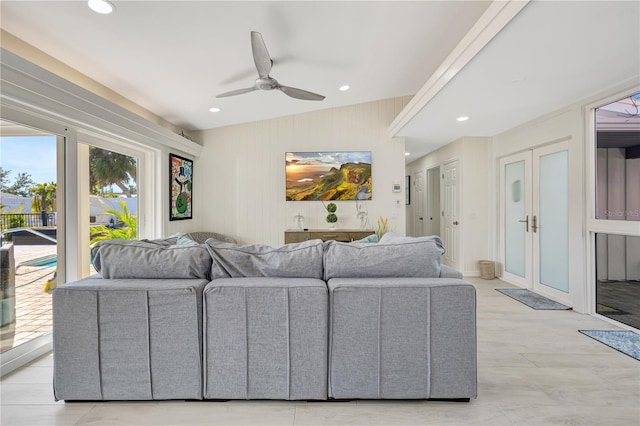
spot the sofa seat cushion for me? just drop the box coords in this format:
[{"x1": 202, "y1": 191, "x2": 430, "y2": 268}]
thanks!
[
  {"x1": 323, "y1": 234, "x2": 445, "y2": 280},
  {"x1": 203, "y1": 277, "x2": 328, "y2": 400},
  {"x1": 327, "y1": 277, "x2": 477, "y2": 400},
  {"x1": 205, "y1": 239, "x2": 324, "y2": 280},
  {"x1": 91, "y1": 239, "x2": 211, "y2": 279},
  {"x1": 53, "y1": 277, "x2": 208, "y2": 401}
]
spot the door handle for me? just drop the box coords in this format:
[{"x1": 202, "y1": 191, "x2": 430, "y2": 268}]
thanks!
[
  {"x1": 453, "y1": 221, "x2": 459, "y2": 225},
  {"x1": 518, "y1": 216, "x2": 529, "y2": 232},
  {"x1": 419, "y1": 217, "x2": 424, "y2": 221},
  {"x1": 532, "y1": 215, "x2": 538, "y2": 233}
]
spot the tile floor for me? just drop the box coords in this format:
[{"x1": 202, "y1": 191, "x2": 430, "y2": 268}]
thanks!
[
  {"x1": 1, "y1": 277, "x2": 638, "y2": 426},
  {"x1": 1, "y1": 245, "x2": 56, "y2": 353}
]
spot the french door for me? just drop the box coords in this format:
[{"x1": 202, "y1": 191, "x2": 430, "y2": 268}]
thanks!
[{"x1": 500, "y1": 141, "x2": 570, "y2": 304}]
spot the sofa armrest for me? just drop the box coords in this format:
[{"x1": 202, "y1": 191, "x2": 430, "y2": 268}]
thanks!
[{"x1": 440, "y1": 264, "x2": 463, "y2": 279}]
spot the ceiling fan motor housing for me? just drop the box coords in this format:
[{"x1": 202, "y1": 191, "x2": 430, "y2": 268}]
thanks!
[{"x1": 256, "y1": 77, "x2": 278, "y2": 91}]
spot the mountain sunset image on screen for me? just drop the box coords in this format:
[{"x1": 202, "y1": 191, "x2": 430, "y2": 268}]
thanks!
[{"x1": 285, "y1": 151, "x2": 372, "y2": 201}]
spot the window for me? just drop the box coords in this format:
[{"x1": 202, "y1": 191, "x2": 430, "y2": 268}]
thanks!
[
  {"x1": 595, "y1": 233, "x2": 640, "y2": 329},
  {"x1": 589, "y1": 90, "x2": 640, "y2": 328},
  {"x1": 594, "y1": 93, "x2": 640, "y2": 222}
]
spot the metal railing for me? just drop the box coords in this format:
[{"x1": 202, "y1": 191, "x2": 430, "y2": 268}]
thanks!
[{"x1": 0, "y1": 212, "x2": 56, "y2": 229}]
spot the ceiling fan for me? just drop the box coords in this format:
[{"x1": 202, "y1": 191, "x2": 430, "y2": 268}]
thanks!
[{"x1": 216, "y1": 31, "x2": 325, "y2": 101}]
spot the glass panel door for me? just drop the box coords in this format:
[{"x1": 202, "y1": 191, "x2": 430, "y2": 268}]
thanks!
[
  {"x1": 0, "y1": 120, "x2": 62, "y2": 353},
  {"x1": 500, "y1": 141, "x2": 569, "y2": 305},
  {"x1": 500, "y1": 152, "x2": 532, "y2": 287},
  {"x1": 536, "y1": 150, "x2": 569, "y2": 292},
  {"x1": 505, "y1": 161, "x2": 526, "y2": 277},
  {"x1": 533, "y1": 141, "x2": 570, "y2": 302}
]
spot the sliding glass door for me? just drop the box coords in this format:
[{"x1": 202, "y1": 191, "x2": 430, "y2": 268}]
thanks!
[{"x1": 0, "y1": 119, "x2": 64, "y2": 354}]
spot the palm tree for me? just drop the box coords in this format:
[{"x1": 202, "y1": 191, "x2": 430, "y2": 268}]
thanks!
[
  {"x1": 89, "y1": 147, "x2": 137, "y2": 197},
  {"x1": 30, "y1": 182, "x2": 56, "y2": 212},
  {"x1": 89, "y1": 200, "x2": 137, "y2": 244}
]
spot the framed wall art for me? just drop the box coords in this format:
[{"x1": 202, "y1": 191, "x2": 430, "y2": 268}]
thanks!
[{"x1": 169, "y1": 153, "x2": 193, "y2": 221}]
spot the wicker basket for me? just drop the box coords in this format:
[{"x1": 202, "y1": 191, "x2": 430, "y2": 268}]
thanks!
[{"x1": 479, "y1": 260, "x2": 495, "y2": 280}]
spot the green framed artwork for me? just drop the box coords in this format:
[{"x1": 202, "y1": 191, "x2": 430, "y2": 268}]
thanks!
[{"x1": 169, "y1": 153, "x2": 193, "y2": 220}]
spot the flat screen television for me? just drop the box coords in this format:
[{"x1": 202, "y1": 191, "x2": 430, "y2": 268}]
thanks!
[{"x1": 286, "y1": 151, "x2": 372, "y2": 201}]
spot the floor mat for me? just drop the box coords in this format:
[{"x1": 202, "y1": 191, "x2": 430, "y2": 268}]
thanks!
[
  {"x1": 579, "y1": 330, "x2": 640, "y2": 361},
  {"x1": 496, "y1": 288, "x2": 571, "y2": 310}
]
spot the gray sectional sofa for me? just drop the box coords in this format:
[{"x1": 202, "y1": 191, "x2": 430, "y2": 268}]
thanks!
[{"x1": 52, "y1": 233, "x2": 477, "y2": 402}]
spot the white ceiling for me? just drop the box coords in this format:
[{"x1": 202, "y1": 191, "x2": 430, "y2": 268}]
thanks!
[
  {"x1": 1, "y1": 1, "x2": 639, "y2": 162},
  {"x1": 397, "y1": 0, "x2": 640, "y2": 160},
  {"x1": 0, "y1": 0, "x2": 490, "y2": 130}
]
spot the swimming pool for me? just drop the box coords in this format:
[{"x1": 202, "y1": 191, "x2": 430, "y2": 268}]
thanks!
[{"x1": 18, "y1": 254, "x2": 57, "y2": 268}]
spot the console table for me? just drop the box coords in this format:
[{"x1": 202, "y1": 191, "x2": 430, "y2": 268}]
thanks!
[{"x1": 284, "y1": 229, "x2": 375, "y2": 244}]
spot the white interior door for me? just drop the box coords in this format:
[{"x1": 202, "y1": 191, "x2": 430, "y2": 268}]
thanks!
[
  {"x1": 442, "y1": 160, "x2": 461, "y2": 270},
  {"x1": 500, "y1": 141, "x2": 570, "y2": 304},
  {"x1": 413, "y1": 170, "x2": 425, "y2": 237},
  {"x1": 426, "y1": 166, "x2": 441, "y2": 236}
]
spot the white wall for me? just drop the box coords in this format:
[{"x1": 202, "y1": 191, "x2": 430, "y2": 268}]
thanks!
[
  {"x1": 406, "y1": 137, "x2": 489, "y2": 276},
  {"x1": 193, "y1": 97, "x2": 410, "y2": 246}
]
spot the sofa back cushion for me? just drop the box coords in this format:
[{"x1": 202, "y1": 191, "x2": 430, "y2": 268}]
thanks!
[
  {"x1": 91, "y1": 239, "x2": 211, "y2": 279},
  {"x1": 205, "y1": 239, "x2": 324, "y2": 280},
  {"x1": 323, "y1": 233, "x2": 445, "y2": 280}
]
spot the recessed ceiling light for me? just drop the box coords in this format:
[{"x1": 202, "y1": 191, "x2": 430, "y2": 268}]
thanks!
[
  {"x1": 339, "y1": 85, "x2": 350, "y2": 91},
  {"x1": 405, "y1": 152, "x2": 411, "y2": 156},
  {"x1": 88, "y1": 0, "x2": 115, "y2": 14},
  {"x1": 456, "y1": 116, "x2": 469, "y2": 122},
  {"x1": 209, "y1": 107, "x2": 221, "y2": 113}
]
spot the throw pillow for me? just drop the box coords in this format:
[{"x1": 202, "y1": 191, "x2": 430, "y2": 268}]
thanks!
[
  {"x1": 91, "y1": 239, "x2": 211, "y2": 279},
  {"x1": 323, "y1": 234, "x2": 444, "y2": 280},
  {"x1": 205, "y1": 239, "x2": 324, "y2": 279}
]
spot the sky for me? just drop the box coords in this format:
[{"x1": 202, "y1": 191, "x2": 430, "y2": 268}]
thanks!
[
  {"x1": 286, "y1": 151, "x2": 371, "y2": 168},
  {"x1": 0, "y1": 135, "x2": 58, "y2": 185}
]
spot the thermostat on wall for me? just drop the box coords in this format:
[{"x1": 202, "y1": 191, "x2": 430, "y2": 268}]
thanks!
[{"x1": 392, "y1": 182, "x2": 401, "y2": 193}]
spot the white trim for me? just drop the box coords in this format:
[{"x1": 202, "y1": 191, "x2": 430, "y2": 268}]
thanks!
[
  {"x1": 0, "y1": 334, "x2": 52, "y2": 377},
  {"x1": 388, "y1": 0, "x2": 530, "y2": 136}
]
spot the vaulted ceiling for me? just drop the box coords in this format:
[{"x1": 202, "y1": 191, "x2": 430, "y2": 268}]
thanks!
[{"x1": 1, "y1": 1, "x2": 639, "y2": 161}]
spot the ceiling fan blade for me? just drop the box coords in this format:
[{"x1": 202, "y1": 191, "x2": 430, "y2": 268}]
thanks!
[
  {"x1": 216, "y1": 87, "x2": 257, "y2": 98},
  {"x1": 251, "y1": 31, "x2": 272, "y2": 78},
  {"x1": 278, "y1": 85, "x2": 325, "y2": 101}
]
